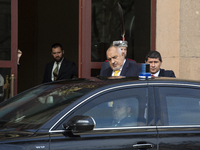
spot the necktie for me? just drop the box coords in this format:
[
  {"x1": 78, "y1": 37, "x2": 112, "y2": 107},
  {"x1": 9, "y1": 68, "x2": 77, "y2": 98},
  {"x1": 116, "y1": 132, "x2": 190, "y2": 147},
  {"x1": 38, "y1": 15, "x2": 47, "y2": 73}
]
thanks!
[
  {"x1": 53, "y1": 62, "x2": 59, "y2": 81},
  {"x1": 114, "y1": 70, "x2": 120, "y2": 76}
]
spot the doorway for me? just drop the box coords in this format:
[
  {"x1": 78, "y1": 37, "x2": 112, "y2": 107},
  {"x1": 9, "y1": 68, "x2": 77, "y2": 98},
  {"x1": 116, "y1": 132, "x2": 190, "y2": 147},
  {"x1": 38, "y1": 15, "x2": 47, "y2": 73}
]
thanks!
[
  {"x1": 0, "y1": 0, "x2": 18, "y2": 102},
  {"x1": 18, "y1": 0, "x2": 79, "y2": 93}
]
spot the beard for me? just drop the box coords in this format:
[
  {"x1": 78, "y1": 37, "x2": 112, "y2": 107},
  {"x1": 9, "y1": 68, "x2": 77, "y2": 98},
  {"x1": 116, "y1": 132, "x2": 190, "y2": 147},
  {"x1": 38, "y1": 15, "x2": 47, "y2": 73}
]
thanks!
[
  {"x1": 54, "y1": 56, "x2": 63, "y2": 62},
  {"x1": 112, "y1": 64, "x2": 121, "y2": 71}
]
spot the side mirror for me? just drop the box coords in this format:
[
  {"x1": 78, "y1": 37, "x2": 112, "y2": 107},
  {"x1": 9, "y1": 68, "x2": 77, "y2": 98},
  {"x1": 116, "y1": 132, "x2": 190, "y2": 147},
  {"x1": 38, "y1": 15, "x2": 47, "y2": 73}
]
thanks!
[{"x1": 63, "y1": 115, "x2": 96, "y2": 133}]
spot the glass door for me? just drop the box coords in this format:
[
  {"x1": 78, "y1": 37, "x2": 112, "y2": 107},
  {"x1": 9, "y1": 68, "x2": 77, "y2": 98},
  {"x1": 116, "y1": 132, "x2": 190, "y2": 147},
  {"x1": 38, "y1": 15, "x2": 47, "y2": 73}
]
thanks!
[
  {"x1": 0, "y1": 0, "x2": 18, "y2": 102},
  {"x1": 79, "y1": 0, "x2": 156, "y2": 79}
]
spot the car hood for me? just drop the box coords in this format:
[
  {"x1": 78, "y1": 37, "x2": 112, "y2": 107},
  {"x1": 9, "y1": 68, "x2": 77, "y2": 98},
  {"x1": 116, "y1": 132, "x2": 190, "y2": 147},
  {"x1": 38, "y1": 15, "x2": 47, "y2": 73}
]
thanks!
[
  {"x1": 0, "y1": 130, "x2": 50, "y2": 150},
  {"x1": 0, "y1": 129, "x2": 36, "y2": 142}
]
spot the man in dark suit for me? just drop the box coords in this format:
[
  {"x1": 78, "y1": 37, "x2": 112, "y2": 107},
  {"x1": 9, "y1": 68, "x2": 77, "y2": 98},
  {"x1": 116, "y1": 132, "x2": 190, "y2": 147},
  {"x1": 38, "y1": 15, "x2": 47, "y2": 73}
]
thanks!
[
  {"x1": 112, "y1": 99, "x2": 137, "y2": 127},
  {"x1": 100, "y1": 40, "x2": 137, "y2": 76},
  {"x1": 145, "y1": 51, "x2": 175, "y2": 77},
  {"x1": 43, "y1": 43, "x2": 78, "y2": 83},
  {"x1": 100, "y1": 46, "x2": 140, "y2": 77}
]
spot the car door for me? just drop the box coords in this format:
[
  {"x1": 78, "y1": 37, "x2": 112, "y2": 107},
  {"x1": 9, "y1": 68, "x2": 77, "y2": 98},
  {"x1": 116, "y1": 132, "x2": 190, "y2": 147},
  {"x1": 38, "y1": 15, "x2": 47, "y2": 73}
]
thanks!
[
  {"x1": 49, "y1": 83, "x2": 158, "y2": 150},
  {"x1": 155, "y1": 84, "x2": 200, "y2": 149}
]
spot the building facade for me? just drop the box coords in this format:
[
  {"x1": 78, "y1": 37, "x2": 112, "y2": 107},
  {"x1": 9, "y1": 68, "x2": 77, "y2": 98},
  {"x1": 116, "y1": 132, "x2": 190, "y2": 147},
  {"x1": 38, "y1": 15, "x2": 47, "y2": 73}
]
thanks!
[{"x1": 0, "y1": 0, "x2": 200, "y2": 97}]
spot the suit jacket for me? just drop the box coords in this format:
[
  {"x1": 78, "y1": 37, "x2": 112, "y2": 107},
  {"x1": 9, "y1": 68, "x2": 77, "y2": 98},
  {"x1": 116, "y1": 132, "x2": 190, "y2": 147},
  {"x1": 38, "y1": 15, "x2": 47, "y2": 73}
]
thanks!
[
  {"x1": 100, "y1": 59, "x2": 141, "y2": 77},
  {"x1": 100, "y1": 59, "x2": 137, "y2": 76},
  {"x1": 112, "y1": 116, "x2": 137, "y2": 127},
  {"x1": 43, "y1": 58, "x2": 78, "y2": 83},
  {"x1": 159, "y1": 69, "x2": 175, "y2": 77}
]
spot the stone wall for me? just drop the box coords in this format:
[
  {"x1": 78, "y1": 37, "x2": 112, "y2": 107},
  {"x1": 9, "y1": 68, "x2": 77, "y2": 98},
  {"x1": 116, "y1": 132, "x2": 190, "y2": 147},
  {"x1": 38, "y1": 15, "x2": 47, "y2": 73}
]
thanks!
[
  {"x1": 156, "y1": 0, "x2": 180, "y2": 78},
  {"x1": 157, "y1": 0, "x2": 200, "y2": 80},
  {"x1": 179, "y1": 0, "x2": 200, "y2": 80}
]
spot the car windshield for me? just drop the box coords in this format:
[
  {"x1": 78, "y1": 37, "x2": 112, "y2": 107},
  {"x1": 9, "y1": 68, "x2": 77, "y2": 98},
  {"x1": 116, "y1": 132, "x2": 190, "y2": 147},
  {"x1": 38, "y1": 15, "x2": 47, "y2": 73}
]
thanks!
[{"x1": 0, "y1": 80, "x2": 99, "y2": 131}]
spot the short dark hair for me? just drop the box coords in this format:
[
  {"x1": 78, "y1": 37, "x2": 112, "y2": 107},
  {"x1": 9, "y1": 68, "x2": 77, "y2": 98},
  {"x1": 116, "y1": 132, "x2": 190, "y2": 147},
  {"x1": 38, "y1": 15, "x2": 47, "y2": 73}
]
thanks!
[
  {"x1": 145, "y1": 51, "x2": 162, "y2": 62},
  {"x1": 51, "y1": 43, "x2": 63, "y2": 51}
]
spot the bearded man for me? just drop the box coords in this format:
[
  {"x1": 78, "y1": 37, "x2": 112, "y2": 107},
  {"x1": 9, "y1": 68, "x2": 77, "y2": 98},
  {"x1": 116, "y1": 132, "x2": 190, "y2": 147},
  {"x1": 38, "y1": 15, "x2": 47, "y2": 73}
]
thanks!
[{"x1": 43, "y1": 43, "x2": 78, "y2": 83}]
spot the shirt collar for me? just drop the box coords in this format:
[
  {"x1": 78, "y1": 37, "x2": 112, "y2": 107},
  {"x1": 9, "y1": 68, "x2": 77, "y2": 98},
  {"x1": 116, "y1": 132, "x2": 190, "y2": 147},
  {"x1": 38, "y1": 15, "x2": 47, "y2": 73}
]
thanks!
[
  {"x1": 152, "y1": 69, "x2": 160, "y2": 77},
  {"x1": 120, "y1": 59, "x2": 126, "y2": 71}
]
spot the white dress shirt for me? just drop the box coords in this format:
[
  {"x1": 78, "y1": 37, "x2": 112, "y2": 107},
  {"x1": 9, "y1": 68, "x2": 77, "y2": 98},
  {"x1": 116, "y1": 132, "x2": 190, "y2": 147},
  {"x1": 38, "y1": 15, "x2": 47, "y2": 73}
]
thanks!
[{"x1": 152, "y1": 69, "x2": 160, "y2": 77}]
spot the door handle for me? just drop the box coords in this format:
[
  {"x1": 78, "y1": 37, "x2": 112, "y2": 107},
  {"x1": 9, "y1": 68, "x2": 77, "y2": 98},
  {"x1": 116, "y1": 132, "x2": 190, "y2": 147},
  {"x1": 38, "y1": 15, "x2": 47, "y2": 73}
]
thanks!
[{"x1": 133, "y1": 143, "x2": 153, "y2": 149}]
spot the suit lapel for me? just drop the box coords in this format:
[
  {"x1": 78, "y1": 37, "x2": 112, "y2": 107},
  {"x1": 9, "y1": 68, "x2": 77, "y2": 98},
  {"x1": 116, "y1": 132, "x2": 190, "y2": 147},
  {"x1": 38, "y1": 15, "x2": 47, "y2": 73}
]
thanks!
[
  {"x1": 107, "y1": 68, "x2": 113, "y2": 76},
  {"x1": 120, "y1": 59, "x2": 129, "y2": 76},
  {"x1": 49, "y1": 61, "x2": 54, "y2": 72},
  {"x1": 158, "y1": 69, "x2": 164, "y2": 77},
  {"x1": 57, "y1": 58, "x2": 66, "y2": 79}
]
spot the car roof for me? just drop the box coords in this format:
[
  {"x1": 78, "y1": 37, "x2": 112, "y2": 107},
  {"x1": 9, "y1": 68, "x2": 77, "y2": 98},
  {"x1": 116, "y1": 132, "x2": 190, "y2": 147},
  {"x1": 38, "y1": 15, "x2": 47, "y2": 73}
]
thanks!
[{"x1": 42, "y1": 77, "x2": 200, "y2": 90}]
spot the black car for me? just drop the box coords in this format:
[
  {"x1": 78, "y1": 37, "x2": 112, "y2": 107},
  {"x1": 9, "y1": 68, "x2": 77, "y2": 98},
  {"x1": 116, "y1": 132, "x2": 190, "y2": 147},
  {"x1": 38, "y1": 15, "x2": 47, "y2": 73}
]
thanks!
[{"x1": 0, "y1": 77, "x2": 200, "y2": 150}]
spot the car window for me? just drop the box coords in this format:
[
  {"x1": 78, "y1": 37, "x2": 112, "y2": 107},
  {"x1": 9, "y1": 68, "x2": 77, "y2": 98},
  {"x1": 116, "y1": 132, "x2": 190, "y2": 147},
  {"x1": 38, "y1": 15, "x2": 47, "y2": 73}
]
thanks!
[
  {"x1": 0, "y1": 82, "x2": 100, "y2": 130},
  {"x1": 61, "y1": 87, "x2": 150, "y2": 129},
  {"x1": 159, "y1": 87, "x2": 200, "y2": 126},
  {"x1": 84, "y1": 98, "x2": 139, "y2": 127}
]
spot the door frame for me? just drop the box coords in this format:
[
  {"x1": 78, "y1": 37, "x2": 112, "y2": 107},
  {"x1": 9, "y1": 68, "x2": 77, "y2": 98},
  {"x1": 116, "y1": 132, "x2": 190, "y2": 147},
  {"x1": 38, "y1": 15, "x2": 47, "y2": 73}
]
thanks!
[
  {"x1": 78, "y1": 0, "x2": 156, "y2": 79},
  {"x1": 0, "y1": 0, "x2": 18, "y2": 95}
]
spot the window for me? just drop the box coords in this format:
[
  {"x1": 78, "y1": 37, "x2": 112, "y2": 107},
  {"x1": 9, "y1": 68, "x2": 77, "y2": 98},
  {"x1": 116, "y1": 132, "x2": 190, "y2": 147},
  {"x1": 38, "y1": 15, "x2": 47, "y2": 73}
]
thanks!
[
  {"x1": 84, "y1": 98, "x2": 139, "y2": 127},
  {"x1": 62, "y1": 87, "x2": 150, "y2": 129},
  {"x1": 160, "y1": 87, "x2": 200, "y2": 126},
  {"x1": 0, "y1": 82, "x2": 99, "y2": 130},
  {"x1": 0, "y1": 0, "x2": 11, "y2": 61},
  {"x1": 91, "y1": 0, "x2": 151, "y2": 63}
]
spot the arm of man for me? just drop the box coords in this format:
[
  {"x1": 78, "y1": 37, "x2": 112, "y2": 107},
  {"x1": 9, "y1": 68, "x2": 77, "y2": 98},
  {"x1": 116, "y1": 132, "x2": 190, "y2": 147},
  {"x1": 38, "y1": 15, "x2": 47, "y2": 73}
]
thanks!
[
  {"x1": 169, "y1": 71, "x2": 176, "y2": 77},
  {"x1": 159, "y1": 69, "x2": 176, "y2": 77},
  {"x1": 58, "y1": 60, "x2": 78, "y2": 79},
  {"x1": 129, "y1": 63, "x2": 141, "y2": 77},
  {"x1": 121, "y1": 60, "x2": 141, "y2": 77},
  {"x1": 100, "y1": 61, "x2": 110, "y2": 76}
]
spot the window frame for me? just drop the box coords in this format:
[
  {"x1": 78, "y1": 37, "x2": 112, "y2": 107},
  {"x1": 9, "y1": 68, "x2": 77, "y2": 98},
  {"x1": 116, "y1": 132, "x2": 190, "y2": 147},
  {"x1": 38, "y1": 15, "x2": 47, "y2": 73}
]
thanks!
[
  {"x1": 78, "y1": 0, "x2": 156, "y2": 79},
  {"x1": 154, "y1": 84, "x2": 200, "y2": 126},
  {"x1": 50, "y1": 83, "x2": 155, "y2": 132}
]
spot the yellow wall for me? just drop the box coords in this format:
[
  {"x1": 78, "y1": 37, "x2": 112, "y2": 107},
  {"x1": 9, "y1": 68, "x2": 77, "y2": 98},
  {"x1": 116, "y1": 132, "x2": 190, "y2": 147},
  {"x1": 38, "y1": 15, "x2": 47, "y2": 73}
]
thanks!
[
  {"x1": 156, "y1": 0, "x2": 180, "y2": 78},
  {"x1": 157, "y1": 0, "x2": 200, "y2": 80},
  {"x1": 179, "y1": 0, "x2": 200, "y2": 80}
]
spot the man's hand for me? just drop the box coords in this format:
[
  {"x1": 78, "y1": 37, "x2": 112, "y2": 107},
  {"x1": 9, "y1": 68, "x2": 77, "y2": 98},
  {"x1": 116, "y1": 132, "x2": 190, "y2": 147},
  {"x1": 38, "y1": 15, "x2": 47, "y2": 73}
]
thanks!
[{"x1": 17, "y1": 49, "x2": 22, "y2": 64}]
